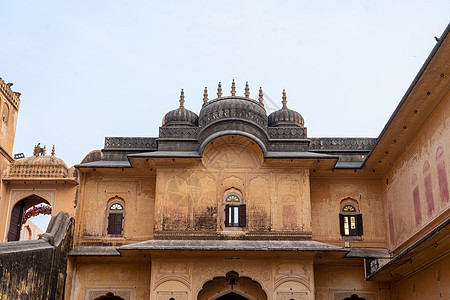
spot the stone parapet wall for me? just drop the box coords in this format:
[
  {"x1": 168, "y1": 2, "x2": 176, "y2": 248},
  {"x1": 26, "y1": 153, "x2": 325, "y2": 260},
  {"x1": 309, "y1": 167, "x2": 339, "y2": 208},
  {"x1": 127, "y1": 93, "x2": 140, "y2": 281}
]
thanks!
[
  {"x1": 0, "y1": 77, "x2": 20, "y2": 109},
  {"x1": 0, "y1": 211, "x2": 74, "y2": 300}
]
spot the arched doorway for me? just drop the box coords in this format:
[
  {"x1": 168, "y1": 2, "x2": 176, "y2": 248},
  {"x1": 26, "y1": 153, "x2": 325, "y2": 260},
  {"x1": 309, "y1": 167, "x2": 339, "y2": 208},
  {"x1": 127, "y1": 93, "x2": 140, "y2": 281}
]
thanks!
[
  {"x1": 198, "y1": 271, "x2": 267, "y2": 300},
  {"x1": 7, "y1": 195, "x2": 51, "y2": 242},
  {"x1": 343, "y1": 295, "x2": 366, "y2": 300},
  {"x1": 94, "y1": 292, "x2": 124, "y2": 300},
  {"x1": 216, "y1": 292, "x2": 249, "y2": 300}
]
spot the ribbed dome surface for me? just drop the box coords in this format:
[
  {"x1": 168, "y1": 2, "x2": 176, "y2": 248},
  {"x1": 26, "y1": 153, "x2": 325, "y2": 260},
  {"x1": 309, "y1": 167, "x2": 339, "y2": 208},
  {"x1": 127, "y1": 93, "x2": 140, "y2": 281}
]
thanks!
[
  {"x1": 268, "y1": 106, "x2": 304, "y2": 127},
  {"x1": 9, "y1": 155, "x2": 70, "y2": 178},
  {"x1": 199, "y1": 96, "x2": 267, "y2": 128},
  {"x1": 162, "y1": 107, "x2": 199, "y2": 127}
]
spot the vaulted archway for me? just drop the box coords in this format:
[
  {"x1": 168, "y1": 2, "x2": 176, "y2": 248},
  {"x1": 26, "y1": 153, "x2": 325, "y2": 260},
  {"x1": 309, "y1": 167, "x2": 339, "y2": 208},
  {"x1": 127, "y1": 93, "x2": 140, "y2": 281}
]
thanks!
[
  {"x1": 7, "y1": 194, "x2": 51, "y2": 242},
  {"x1": 198, "y1": 271, "x2": 267, "y2": 300}
]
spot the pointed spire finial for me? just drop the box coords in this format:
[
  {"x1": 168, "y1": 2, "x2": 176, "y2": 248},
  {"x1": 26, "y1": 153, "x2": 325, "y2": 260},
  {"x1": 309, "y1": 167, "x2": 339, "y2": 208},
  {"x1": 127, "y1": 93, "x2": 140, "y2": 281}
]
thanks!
[
  {"x1": 244, "y1": 81, "x2": 250, "y2": 98},
  {"x1": 179, "y1": 89, "x2": 185, "y2": 108},
  {"x1": 282, "y1": 89, "x2": 287, "y2": 108},
  {"x1": 51, "y1": 145, "x2": 55, "y2": 156},
  {"x1": 203, "y1": 87, "x2": 208, "y2": 103},
  {"x1": 217, "y1": 82, "x2": 222, "y2": 97},
  {"x1": 231, "y1": 79, "x2": 236, "y2": 96},
  {"x1": 258, "y1": 87, "x2": 264, "y2": 106}
]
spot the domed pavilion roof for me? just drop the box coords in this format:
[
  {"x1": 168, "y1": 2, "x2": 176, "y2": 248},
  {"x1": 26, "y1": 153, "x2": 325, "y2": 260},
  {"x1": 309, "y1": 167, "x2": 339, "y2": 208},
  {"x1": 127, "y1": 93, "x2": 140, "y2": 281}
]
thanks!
[
  {"x1": 9, "y1": 153, "x2": 70, "y2": 178},
  {"x1": 268, "y1": 90, "x2": 304, "y2": 127},
  {"x1": 162, "y1": 89, "x2": 199, "y2": 127},
  {"x1": 198, "y1": 81, "x2": 267, "y2": 129}
]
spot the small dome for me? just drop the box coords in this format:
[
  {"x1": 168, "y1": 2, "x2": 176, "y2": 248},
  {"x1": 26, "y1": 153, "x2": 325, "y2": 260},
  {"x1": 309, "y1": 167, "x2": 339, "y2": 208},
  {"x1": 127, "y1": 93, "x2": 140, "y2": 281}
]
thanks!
[
  {"x1": 162, "y1": 107, "x2": 199, "y2": 127},
  {"x1": 268, "y1": 90, "x2": 304, "y2": 127},
  {"x1": 9, "y1": 155, "x2": 70, "y2": 178},
  {"x1": 162, "y1": 89, "x2": 199, "y2": 127}
]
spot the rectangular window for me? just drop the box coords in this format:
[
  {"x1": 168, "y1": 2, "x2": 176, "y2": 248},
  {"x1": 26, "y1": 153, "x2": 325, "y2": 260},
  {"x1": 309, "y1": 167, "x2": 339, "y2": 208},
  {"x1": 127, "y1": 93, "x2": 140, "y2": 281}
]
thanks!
[
  {"x1": 350, "y1": 216, "x2": 356, "y2": 229},
  {"x1": 225, "y1": 205, "x2": 246, "y2": 227},
  {"x1": 344, "y1": 216, "x2": 349, "y2": 235},
  {"x1": 340, "y1": 213, "x2": 363, "y2": 237},
  {"x1": 108, "y1": 213, "x2": 123, "y2": 235}
]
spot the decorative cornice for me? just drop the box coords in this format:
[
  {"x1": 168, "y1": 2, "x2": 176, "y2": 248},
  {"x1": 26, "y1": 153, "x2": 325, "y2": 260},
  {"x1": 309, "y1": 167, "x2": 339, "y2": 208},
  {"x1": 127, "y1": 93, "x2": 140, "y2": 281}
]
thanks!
[
  {"x1": 0, "y1": 77, "x2": 20, "y2": 109},
  {"x1": 104, "y1": 137, "x2": 157, "y2": 150},
  {"x1": 308, "y1": 138, "x2": 377, "y2": 151}
]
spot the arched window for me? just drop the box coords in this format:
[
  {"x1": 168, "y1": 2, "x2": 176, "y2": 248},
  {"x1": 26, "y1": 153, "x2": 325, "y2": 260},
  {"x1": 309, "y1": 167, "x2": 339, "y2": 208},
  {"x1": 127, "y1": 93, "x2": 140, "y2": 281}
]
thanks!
[
  {"x1": 107, "y1": 202, "x2": 124, "y2": 235},
  {"x1": 339, "y1": 204, "x2": 363, "y2": 236},
  {"x1": 224, "y1": 193, "x2": 246, "y2": 227}
]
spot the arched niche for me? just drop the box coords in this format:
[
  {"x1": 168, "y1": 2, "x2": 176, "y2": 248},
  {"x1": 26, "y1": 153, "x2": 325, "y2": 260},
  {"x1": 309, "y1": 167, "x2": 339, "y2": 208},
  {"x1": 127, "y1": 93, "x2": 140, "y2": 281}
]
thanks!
[
  {"x1": 274, "y1": 280, "x2": 311, "y2": 300},
  {"x1": 154, "y1": 280, "x2": 190, "y2": 300},
  {"x1": 339, "y1": 197, "x2": 360, "y2": 213},
  {"x1": 202, "y1": 135, "x2": 264, "y2": 169}
]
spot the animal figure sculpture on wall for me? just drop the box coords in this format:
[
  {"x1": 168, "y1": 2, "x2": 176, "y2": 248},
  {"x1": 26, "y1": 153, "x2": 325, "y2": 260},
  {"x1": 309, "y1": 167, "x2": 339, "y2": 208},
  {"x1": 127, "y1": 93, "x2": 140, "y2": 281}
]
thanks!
[{"x1": 33, "y1": 143, "x2": 46, "y2": 157}]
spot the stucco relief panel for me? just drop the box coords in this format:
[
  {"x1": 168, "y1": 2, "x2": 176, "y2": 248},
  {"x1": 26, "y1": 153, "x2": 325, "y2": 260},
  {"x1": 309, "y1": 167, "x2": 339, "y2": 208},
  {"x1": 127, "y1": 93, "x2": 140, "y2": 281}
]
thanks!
[
  {"x1": 329, "y1": 184, "x2": 367, "y2": 203},
  {"x1": 204, "y1": 144, "x2": 260, "y2": 170},
  {"x1": 277, "y1": 176, "x2": 302, "y2": 230},
  {"x1": 249, "y1": 175, "x2": 270, "y2": 230},
  {"x1": 220, "y1": 175, "x2": 245, "y2": 196},
  {"x1": 154, "y1": 260, "x2": 192, "y2": 290}
]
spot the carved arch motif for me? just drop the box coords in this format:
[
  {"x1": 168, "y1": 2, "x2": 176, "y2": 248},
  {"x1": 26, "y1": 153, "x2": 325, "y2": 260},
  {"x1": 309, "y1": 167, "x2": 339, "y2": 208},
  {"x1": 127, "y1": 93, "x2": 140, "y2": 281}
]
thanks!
[{"x1": 197, "y1": 271, "x2": 267, "y2": 300}]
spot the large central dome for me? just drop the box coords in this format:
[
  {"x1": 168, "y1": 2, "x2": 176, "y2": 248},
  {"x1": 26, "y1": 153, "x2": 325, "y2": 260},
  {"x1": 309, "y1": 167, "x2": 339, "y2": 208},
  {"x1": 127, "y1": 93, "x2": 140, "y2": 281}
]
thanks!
[{"x1": 199, "y1": 96, "x2": 268, "y2": 129}]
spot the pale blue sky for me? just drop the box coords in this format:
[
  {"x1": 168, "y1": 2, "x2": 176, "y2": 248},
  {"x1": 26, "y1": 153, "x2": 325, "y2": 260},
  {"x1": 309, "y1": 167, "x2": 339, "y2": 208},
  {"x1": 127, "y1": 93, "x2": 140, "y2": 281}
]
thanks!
[{"x1": 1, "y1": 1, "x2": 449, "y2": 167}]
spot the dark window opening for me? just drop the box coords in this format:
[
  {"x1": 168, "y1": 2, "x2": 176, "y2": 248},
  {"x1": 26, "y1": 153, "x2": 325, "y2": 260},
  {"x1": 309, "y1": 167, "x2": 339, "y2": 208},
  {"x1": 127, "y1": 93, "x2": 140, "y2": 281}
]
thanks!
[
  {"x1": 107, "y1": 202, "x2": 124, "y2": 235},
  {"x1": 224, "y1": 204, "x2": 246, "y2": 227}
]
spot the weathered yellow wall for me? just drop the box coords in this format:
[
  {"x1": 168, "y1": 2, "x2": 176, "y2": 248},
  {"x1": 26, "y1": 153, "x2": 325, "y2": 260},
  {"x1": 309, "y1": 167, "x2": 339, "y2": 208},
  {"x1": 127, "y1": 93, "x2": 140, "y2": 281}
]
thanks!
[
  {"x1": 315, "y1": 262, "x2": 389, "y2": 300},
  {"x1": 69, "y1": 258, "x2": 151, "y2": 300},
  {"x1": 76, "y1": 170, "x2": 155, "y2": 245},
  {"x1": 150, "y1": 255, "x2": 315, "y2": 300},
  {"x1": 68, "y1": 255, "x2": 319, "y2": 300},
  {"x1": 154, "y1": 136, "x2": 311, "y2": 234},
  {"x1": 389, "y1": 253, "x2": 449, "y2": 300},
  {"x1": 384, "y1": 90, "x2": 450, "y2": 252},
  {"x1": 310, "y1": 177, "x2": 386, "y2": 248}
]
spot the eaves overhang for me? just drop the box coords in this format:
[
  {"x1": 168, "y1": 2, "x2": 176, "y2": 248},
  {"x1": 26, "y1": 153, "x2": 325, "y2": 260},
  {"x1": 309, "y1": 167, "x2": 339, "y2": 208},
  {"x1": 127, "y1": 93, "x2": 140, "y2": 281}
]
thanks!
[
  {"x1": 362, "y1": 22, "x2": 450, "y2": 173},
  {"x1": 366, "y1": 218, "x2": 449, "y2": 281},
  {"x1": 75, "y1": 160, "x2": 132, "y2": 169},
  {"x1": 117, "y1": 239, "x2": 347, "y2": 252},
  {"x1": 69, "y1": 246, "x2": 121, "y2": 256}
]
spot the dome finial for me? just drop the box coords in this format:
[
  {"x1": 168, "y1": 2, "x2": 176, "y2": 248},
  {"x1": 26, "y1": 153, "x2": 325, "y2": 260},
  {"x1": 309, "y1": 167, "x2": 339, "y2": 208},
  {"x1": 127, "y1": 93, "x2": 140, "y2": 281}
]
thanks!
[
  {"x1": 51, "y1": 145, "x2": 55, "y2": 156},
  {"x1": 231, "y1": 79, "x2": 236, "y2": 96},
  {"x1": 258, "y1": 87, "x2": 264, "y2": 106},
  {"x1": 203, "y1": 87, "x2": 208, "y2": 103},
  {"x1": 217, "y1": 82, "x2": 223, "y2": 97},
  {"x1": 244, "y1": 81, "x2": 250, "y2": 98},
  {"x1": 282, "y1": 89, "x2": 287, "y2": 108},
  {"x1": 179, "y1": 89, "x2": 185, "y2": 108}
]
